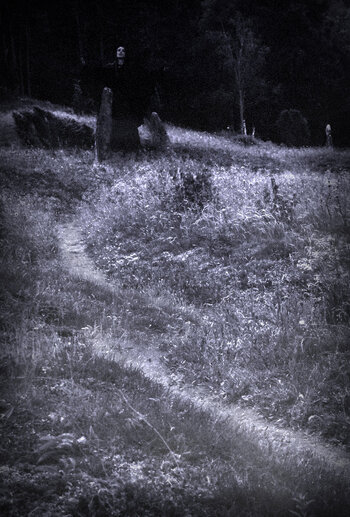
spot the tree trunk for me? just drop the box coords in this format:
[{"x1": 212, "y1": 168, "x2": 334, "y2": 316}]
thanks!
[
  {"x1": 10, "y1": 30, "x2": 21, "y2": 95},
  {"x1": 25, "y1": 25, "x2": 31, "y2": 97},
  {"x1": 235, "y1": 47, "x2": 246, "y2": 135},
  {"x1": 75, "y1": 10, "x2": 84, "y2": 62},
  {"x1": 238, "y1": 88, "x2": 246, "y2": 135},
  {"x1": 99, "y1": 34, "x2": 104, "y2": 64},
  {"x1": 18, "y1": 45, "x2": 25, "y2": 96},
  {"x1": 2, "y1": 30, "x2": 8, "y2": 69}
]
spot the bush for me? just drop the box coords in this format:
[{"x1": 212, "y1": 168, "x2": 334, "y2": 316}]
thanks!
[
  {"x1": 276, "y1": 109, "x2": 310, "y2": 147},
  {"x1": 171, "y1": 167, "x2": 215, "y2": 210}
]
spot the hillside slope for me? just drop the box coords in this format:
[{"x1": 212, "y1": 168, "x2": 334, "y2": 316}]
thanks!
[{"x1": 1, "y1": 101, "x2": 350, "y2": 515}]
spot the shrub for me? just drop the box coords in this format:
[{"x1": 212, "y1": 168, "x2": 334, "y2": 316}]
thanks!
[
  {"x1": 171, "y1": 167, "x2": 215, "y2": 210},
  {"x1": 276, "y1": 109, "x2": 310, "y2": 147}
]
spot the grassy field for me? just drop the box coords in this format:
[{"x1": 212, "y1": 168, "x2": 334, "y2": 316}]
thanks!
[
  {"x1": 79, "y1": 125, "x2": 350, "y2": 446},
  {"x1": 1, "y1": 101, "x2": 350, "y2": 515}
]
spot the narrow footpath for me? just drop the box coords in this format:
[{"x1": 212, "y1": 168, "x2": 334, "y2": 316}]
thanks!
[{"x1": 58, "y1": 221, "x2": 350, "y2": 480}]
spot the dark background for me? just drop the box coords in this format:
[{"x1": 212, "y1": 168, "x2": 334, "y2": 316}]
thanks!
[{"x1": 1, "y1": 0, "x2": 350, "y2": 146}]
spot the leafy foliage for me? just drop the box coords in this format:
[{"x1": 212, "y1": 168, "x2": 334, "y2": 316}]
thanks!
[
  {"x1": 276, "y1": 109, "x2": 310, "y2": 147},
  {"x1": 3, "y1": 0, "x2": 350, "y2": 143}
]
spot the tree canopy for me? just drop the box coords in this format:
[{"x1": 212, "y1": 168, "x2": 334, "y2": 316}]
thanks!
[{"x1": 1, "y1": 0, "x2": 349, "y2": 145}]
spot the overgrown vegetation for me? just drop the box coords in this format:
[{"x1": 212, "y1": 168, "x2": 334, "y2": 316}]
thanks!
[
  {"x1": 1, "y1": 108, "x2": 350, "y2": 515},
  {"x1": 276, "y1": 109, "x2": 310, "y2": 147},
  {"x1": 79, "y1": 126, "x2": 350, "y2": 447}
]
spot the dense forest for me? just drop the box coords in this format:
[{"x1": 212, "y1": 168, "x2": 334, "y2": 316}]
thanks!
[{"x1": 1, "y1": 0, "x2": 350, "y2": 146}]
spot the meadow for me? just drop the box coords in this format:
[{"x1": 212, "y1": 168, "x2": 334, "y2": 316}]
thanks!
[
  {"x1": 80, "y1": 125, "x2": 350, "y2": 445},
  {"x1": 0, "y1": 101, "x2": 350, "y2": 515}
]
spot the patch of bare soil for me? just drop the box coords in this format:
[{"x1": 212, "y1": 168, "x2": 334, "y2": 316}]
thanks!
[{"x1": 58, "y1": 221, "x2": 350, "y2": 478}]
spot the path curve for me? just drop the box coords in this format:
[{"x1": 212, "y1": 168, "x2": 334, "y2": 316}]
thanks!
[{"x1": 58, "y1": 221, "x2": 350, "y2": 478}]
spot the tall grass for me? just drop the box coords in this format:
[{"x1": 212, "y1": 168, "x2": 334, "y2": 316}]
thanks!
[
  {"x1": 2, "y1": 167, "x2": 346, "y2": 517},
  {"x1": 0, "y1": 193, "x2": 58, "y2": 373},
  {"x1": 1, "y1": 119, "x2": 350, "y2": 514},
  {"x1": 78, "y1": 130, "x2": 350, "y2": 446}
]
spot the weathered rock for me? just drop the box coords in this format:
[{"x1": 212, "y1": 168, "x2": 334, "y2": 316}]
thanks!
[
  {"x1": 12, "y1": 111, "x2": 42, "y2": 147},
  {"x1": 148, "y1": 112, "x2": 169, "y2": 149},
  {"x1": 95, "y1": 87, "x2": 113, "y2": 161},
  {"x1": 13, "y1": 107, "x2": 94, "y2": 149},
  {"x1": 32, "y1": 107, "x2": 57, "y2": 147},
  {"x1": 325, "y1": 124, "x2": 333, "y2": 147}
]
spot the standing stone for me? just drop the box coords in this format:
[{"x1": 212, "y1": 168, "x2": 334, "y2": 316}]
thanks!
[
  {"x1": 13, "y1": 111, "x2": 42, "y2": 147},
  {"x1": 32, "y1": 107, "x2": 57, "y2": 147},
  {"x1": 148, "y1": 112, "x2": 169, "y2": 149},
  {"x1": 95, "y1": 87, "x2": 113, "y2": 161},
  {"x1": 13, "y1": 107, "x2": 95, "y2": 149},
  {"x1": 325, "y1": 124, "x2": 333, "y2": 147}
]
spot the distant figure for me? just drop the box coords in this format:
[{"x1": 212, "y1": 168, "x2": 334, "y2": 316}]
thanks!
[
  {"x1": 325, "y1": 124, "x2": 333, "y2": 147},
  {"x1": 80, "y1": 46, "x2": 158, "y2": 150},
  {"x1": 115, "y1": 46, "x2": 126, "y2": 68}
]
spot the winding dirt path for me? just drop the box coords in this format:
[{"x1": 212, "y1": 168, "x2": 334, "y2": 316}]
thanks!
[{"x1": 58, "y1": 221, "x2": 350, "y2": 479}]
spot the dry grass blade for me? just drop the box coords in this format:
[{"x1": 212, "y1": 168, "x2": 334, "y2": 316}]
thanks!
[{"x1": 118, "y1": 389, "x2": 180, "y2": 465}]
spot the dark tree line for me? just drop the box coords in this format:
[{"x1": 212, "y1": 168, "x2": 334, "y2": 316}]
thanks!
[{"x1": 1, "y1": 0, "x2": 350, "y2": 145}]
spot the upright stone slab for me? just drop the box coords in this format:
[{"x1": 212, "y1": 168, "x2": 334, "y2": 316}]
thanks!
[
  {"x1": 13, "y1": 111, "x2": 42, "y2": 147},
  {"x1": 95, "y1": 87, "x2": 113, "y2": 161},
  {"x1": 149, "y1": 112, "x2": 169, "y2": 149},
  {"x1": 13, "y1": 107, "x2": 95, "y2": 149},
  {"x1": 325, "y1": 124, "x2": 333, "y2": 147}
]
